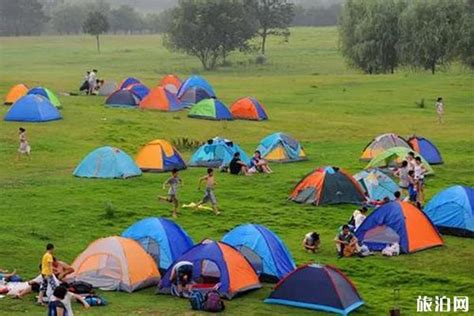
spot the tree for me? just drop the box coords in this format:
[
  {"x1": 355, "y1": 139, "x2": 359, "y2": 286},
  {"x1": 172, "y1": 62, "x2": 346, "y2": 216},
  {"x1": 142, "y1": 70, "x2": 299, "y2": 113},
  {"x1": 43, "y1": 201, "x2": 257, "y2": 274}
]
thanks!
[
  {"x1": 457, "y1": 1, "x2": 474, "y2": 69},
  {"x1": 109, "y1": 5, "x2": 143, "y2": 34},
  {"x1": 83, "y1": 11, "x2": 109, "y2": 52},
  {"x1": 339, "y1": 0, "x2": 406, "y2": 74},
  {"x1": 0, "y1": 0, "x2": 48, "y2": 36},
  {"x1": 51, "y1": 4, "x2": 87, "y2": 35},
  {"x1": 245, "y1": 0, "x2": 295, "y2": 55},
  {"x1": 399, "y1": 0, "x2": 465, "y2": 74},
  {"x1": 165, "y1": 0, "x2": 257, "y2": 70}
]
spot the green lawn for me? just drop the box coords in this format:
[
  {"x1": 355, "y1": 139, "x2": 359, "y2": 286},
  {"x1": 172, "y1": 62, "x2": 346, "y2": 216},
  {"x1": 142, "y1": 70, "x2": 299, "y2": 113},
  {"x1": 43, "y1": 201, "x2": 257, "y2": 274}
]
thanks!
[{"x1": 0, "y1": 27, "x2": 473, "y2": 315}]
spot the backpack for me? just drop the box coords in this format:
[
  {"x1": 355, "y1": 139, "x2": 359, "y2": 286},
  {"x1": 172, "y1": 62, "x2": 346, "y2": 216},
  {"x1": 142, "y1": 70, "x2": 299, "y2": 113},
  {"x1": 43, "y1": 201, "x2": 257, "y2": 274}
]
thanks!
[
  {"x1": 189, "y1": 291, "x2": 205, "y2": 311},
  {"x1": 204, "y1": 290, "x2": 225, "y2": 313},
  {"x1": 67, "y1": 281, "x2": 94, "y2": 294},
  {"x1": 84, "y1": 294, "x2": 107, "y2": 306}
]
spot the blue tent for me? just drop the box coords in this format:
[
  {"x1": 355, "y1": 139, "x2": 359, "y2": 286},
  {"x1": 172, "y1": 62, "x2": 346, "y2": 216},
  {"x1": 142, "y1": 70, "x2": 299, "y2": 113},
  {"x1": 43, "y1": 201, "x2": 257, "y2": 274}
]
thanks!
[
  {"x1": 4, "y1": 95, "x2": 62, "y2": 122},
  {"x1": 119, "y1": 77, "x2": 141, "y2": 90},
  {"x1": 424, "y1": 185, "x2": 474, "y2": 237},
  {"x1": 354, "y1": 169, "x2": 399, "y2": 201},
  {"x1": 126, "y1": 83, "x2": 150, "y2": 100},
  {"x1": 105, "y1": 90, "x2": 139, "y2": 107},
  {"x1": 73, "y1": 146, "x2": 142, "y2": 179},
  {"x1": 265, "y1": 264, "x2": 364, "y2": 315},
  {"x1": 222, "y1": 224, "x2": 295, "y2": 281},
  {"x1": 408, "y1": 136, "x2": 443, "y2": 165},
  {"x1": 122, "y1": 217, "x2": 193, "y2": 272},
  {"x1": 189, "y1": 137, "x2": 250, "y2": 168},
  {"x1": 256, "y1": 132, "x2": 307, "y2": 162},
  {"x1": 177, "y1": 75, "x2": 215, "y2": 105}
]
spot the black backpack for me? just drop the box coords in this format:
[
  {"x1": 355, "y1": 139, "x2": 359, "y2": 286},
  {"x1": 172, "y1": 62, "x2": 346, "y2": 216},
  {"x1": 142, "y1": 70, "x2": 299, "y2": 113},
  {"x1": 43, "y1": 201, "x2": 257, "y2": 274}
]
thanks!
[{"x1": 67, "y1": 281, "x2": 94, "y2": 294}]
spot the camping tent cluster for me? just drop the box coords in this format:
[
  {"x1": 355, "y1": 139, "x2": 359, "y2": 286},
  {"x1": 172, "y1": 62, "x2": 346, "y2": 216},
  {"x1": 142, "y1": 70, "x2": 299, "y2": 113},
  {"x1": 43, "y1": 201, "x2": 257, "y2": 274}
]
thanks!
[{"x1": 67, "y1": 217, "x2": 364, "y2": 314}]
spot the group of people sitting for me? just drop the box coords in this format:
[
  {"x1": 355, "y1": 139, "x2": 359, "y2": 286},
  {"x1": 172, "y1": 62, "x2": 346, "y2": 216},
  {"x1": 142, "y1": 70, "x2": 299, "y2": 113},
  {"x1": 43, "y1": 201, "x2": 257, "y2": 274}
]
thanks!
[
  {"x1": 79, "y1": 69, "x2": 103, "y2": 95},
  {"x1": 227, "y1": 150, "x2": 273, "y2": 176}
]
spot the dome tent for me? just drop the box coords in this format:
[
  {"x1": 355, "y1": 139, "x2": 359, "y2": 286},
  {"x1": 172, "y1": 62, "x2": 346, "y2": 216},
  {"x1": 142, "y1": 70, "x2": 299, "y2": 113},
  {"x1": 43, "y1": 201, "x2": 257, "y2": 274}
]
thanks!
[
  {"x1": 118, "y1": 77, "x2": 141, "y2": 90},
  {"x1": 189, "y1": 137, "x2": 250, "y2": 168},
  {"x1": 256, "y1": 132, "x2": 306, "y2": 162},
  {"x1": 354, "y1": 169, "x2": 399, "y2": 201},
  {"x1": 177, "y1": 75, "x2": 215, "y2": 105},
  {"x1": 159, "y1": 74, "x2": 182, "y2": 94},
  {"x1": 135, "y1": 139, "x2": 186, "y2": 172},
  {"x1": 366, "y1": 147, "x2": 434, "y2": 175},
  {"x1": 188, "y1": 98, "x2": 233, "y2": 120},
  {"x1": 125, "y1": 83, "x2": 150, "y2": 100},
  {"x1": 4, "y1": 83, "x2": 28, "y2": 105},
  {"x1": 4, "y1": 95, "x2": 62, "y2": 122},
  {"x1": 105, "y1": 90, "x2": 139, "y2": 107},
  {"x1": 407, "y1": 136, "x2": 443, "y2": 165},
  {"x1": 27, "y1": 87, "x2": 61, "y2": 108},
  {"x1": 360, "y1": 133, "x2": 411, "y2": 161},
  {"x1": 139, "y1": 86, "x2": 184, "y2": 112},
  {"x1": 230, "y1": 97, "x2": 268, "y2": 121}
]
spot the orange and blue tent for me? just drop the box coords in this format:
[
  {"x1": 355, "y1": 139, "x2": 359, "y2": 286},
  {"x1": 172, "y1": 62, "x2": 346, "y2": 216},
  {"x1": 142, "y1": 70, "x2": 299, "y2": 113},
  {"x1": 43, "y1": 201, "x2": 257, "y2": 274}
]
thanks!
[
  {"x1": 256, "y1": 133, "x2": 306, "y2": 162},
  {"x1": 125, "y1": 83, "x2": 150, "y2": 100},
  {"x1": 159, "y1": 74, "x2": 182, "y2": 94},
  {"x1": 158, "y1": 240, "x2": 261, "y2": 299},
  {"x1": 230, "y1": 97, "x2": 268, "y2": 121},
  {"x1": 355, "y1": 201, "x2": 444, "y2": 253},
  {"x1": 177, "y1": 75, "x2": 215, "y2": 106},
  {"x1": 119, "y1": 77, "x2": 141, "y2": 90},
  {"x1": 139, "y1": 86, "x2": 184, "y2": 112},
  {"x1": 4, "y1": 83, "x2": 28, "y2": 105},
  {"x1": 135, "y1": 139, "x2": 186, "y2": 172},
  {"x1": 407, "y1": 136, "x2": 443, "y2": 165},
  {"x1": 290, "y1": 166, "x2": 366, "y2": 206},
  {"x1": 360, "y1": 133, "x2": 411, "y2": 161}
]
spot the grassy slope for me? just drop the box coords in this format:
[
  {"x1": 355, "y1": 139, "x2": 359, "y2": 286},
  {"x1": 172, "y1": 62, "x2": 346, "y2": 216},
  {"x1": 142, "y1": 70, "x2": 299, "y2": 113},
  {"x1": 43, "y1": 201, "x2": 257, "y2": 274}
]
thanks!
[{"x1": 0, "y1": 27, "x2": 473, "y2": 315}]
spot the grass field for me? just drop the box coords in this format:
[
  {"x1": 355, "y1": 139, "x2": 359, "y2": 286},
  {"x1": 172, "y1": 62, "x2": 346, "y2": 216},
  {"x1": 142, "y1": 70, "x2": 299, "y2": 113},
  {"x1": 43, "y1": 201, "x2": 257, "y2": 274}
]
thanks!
[{"x1": 0, "y1": 27, "x2": 473, "y2": 315}]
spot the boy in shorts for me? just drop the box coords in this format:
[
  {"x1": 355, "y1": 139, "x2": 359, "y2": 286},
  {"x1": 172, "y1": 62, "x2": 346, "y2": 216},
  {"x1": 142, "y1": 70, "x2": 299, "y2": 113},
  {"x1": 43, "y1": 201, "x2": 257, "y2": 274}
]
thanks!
[
  {"x1": 158, "y1": 168, "x2": 182, "y2": 218},
  {"x1": 196, "y1": 168, "x2": 220, "y2": 215}
]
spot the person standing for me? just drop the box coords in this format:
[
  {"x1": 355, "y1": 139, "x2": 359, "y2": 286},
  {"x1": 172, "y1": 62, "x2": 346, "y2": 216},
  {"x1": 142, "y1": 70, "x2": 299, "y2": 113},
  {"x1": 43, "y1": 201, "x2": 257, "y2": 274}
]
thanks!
[
  {"x1": 17, "y1": 127, "x2": 31, "y2": 160},
  {"x1": 87, "y1": 69, "x2": 97, "y2": 95},
  {"x1": 435, "y1": 97, "x2": 444, "y2": 124},
  {"x1": 158, "y1": 168, "x2": 183, "y2": 218},
  {"x1": 195, "y1": 168, "x2": 220, "y2": 215},
  {"x1": 38, "y1": 243, "x2": 56, "y2": 305}
]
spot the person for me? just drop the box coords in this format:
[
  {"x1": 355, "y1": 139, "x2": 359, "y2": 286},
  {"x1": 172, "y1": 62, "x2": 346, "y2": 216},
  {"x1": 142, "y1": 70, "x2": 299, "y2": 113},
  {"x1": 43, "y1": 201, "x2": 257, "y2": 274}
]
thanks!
[
  {"x1": 302, "y1": 232, "x2": 320, "y2": 253},
  {"x1": 52, "y1": 258, "x2": 74, "y2": 281},
  {"x1": 17, "y1": 127, "x2": 31, "y2": 160},
  {"x1": 394, "y1": 191, "x2": 401, "y2": 201},
  {"x1": 38, "y1": 243, "x2": 57, "y2": 305},
  {"x1": 12, "y1": 274, "x2": 59, "y2": 299},
  {"x1": 79, "y1": 71, "x2": 90, "y2": 93},
  {"x1": 87, "y1": 69, "x2": 97, "y2": 95},
  {"x1": 158, "y1": 168, "x2": 183, "y2": 218},
  {"x1": 435, "y1": 97, "x2": 444, "y2": 124},
  {"x1": 394, "y1": 160, "x2": 409, "y2": 196},
  {"x1": 407, "y1": 170, "x2": 417, "y2": 204},
  {"x1": 334, "y1": 225, "x2": 358, "y2": 258},
  {"x1": 49, "y1": 285, "x2": 90, "y2": 316},
  {"x1": 351, "y1": 207, "x2": 368, "y2": 230},
  {"x1": 0, "y1": 268, "x2": 17, "y2": 282},
  {"x1": 414, "y1": 157, "x2": 427, "y2": 204},
  {"x1": 249, "y1": 150, "x2": 272, "y2": 174},
  {"x1": 195, "y1": 168, "x2": 220, "y2": 215},
  {"x1": 229, "y1": 152, "x2": 251, "y2": 176},
  {"x1": 405, "y1": 152, "x2": 416, "y2": 171},
  {"x1": 169, "y1": 261, "x2": 194, "y2": 298},
  {"x1": 94, "y1": 79, "x2": 104, "y2": 94}
]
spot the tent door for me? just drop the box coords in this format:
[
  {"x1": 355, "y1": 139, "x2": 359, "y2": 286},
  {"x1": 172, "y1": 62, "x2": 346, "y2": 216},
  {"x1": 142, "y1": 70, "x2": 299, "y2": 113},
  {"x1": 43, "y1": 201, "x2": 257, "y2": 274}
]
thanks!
[
  {"x1": 364, "y1": 225, "x2": 400, "y2": 244},
  {"x1": 238, "y1": 245, "x2": 263, "y2": 276},
  {"x1": 200, "y1": 260, "x2": 221, "y2": 285},
  {"x1": 138, "y1": 237, "x2": 160, "y2": 268}
]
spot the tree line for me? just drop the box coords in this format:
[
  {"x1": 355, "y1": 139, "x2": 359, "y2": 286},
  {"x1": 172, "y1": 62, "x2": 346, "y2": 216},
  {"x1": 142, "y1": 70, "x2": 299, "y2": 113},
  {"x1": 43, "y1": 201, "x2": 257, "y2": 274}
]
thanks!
[{"x1": 339, "y1": 0, "x2": 474, "y2": 74}]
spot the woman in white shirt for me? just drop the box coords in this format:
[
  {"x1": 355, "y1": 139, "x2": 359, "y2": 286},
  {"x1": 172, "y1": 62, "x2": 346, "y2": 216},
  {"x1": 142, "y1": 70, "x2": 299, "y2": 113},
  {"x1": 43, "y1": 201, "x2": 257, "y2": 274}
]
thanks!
[{"x1": 435, "y1": 97, "x2": 444, "y2": 124}]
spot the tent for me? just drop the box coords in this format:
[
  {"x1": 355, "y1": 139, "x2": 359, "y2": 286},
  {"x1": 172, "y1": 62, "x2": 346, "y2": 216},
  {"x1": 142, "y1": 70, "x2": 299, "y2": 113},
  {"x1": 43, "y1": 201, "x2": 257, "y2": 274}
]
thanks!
[
  {"x1": 188, "y1": 98, "x2": 233, "y2": 120},
  {"x1": 69, "y1": 236, "x2": 160, "y2": 292},
  {"x1": 125, "y1": 83, "x2": 150, "y2": 100},
  {"x1": 105, "y1": 90, "x2": 139, "y2": 107},
  {"x1": 73, "y1": 146, "x2": 142, "y2": 179},
  {"x1": 222, "y1": 224, "x2": 295, "y2": 282},
  {"x1": 122, "y1": 217, "x2": 194, "y2": 273},
  {"x1": 139, "y1": 86, "x2": 184, "y2": 112},
  {"x1": 407, "y1": 136, "x2": 443, "y2": 165},
  {"x1": 355, "y1": 201, "x2": 444, "y2": 253},
  {"x1": 290, "y1": 166, "x2": 366, "y2": 206},
  {"x1": 265, "y1": 263, "x2": 364, "y2": 315},
  {"x1": 230, "y1": 97, "x2": 268, "y2": 121},
  {"x1": 189, "y1": 137, "x2": 250, "y2": 168},
  {"x1": 4, "y1": 83, "x2": 28, "y2": 105},
  {"x1": 98, "y1": 81, "x2": 117, "y2": 96},
  {"x1": 4, "y1": 95, "x2": 62, "y2": 122},
  {"x1": 424, "y1": 185, "x2": 474, "y2": 237},
  {"x1": 158, "y1": 240, "x2": 261, "y2": 299},
  {"x1": 366, "y1": 147, "x2": 434, "y2": 175},
  {"x1": 119, "y1": 77, "x2": 141, "y2": 90},
  {"x1": 27, "y1": 87, "x2": 61, "y2": 108},
  {"x1": 360, "y1": 133, "x2": 411, "y2": 161},
  {"x1": 177, "y1": 75, "x2": 215, "y2": 105},
  {"x1": 256, "y1": 133, "x2": 306, "y2": 162},
  {"x1": 135, "y1": 139, "x2": 186, "y2": 172},
  {"x1": 159, "y1": 74, "x2": 182, "y2": 94},
  {"x1": 354, "y1": 169, "x2": 399, "y2": 201}
]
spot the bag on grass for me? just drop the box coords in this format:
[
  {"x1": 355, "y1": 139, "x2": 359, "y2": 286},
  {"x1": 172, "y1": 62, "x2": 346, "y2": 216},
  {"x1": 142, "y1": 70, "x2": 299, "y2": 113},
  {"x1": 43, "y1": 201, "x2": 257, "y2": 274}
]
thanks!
[
  {"x1": 84, "y1": 294, "x2": 107, "y2": 306},
  {"x1": 189, "y1": 291, "x2": 205, "y2": 311},
  {"x1": 204, "y1": 290, "x2": 225, "y2": 312},
  {"x1": 67, "y1": 281, "x2": 94, "y2": 294}
]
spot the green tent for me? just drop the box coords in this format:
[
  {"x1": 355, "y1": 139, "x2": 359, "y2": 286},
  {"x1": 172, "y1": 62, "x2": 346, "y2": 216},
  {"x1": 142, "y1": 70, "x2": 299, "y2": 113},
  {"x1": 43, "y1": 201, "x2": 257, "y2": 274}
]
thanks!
[
  {"x1": 366, "y1": 147, "x2": 434, "y2": 175},
  {"x1": 27, "y1": 87, "x2": 61, "y2": 109},
  {"x1": 188, "y1": 98, "x2": 233, "y2": 120}
]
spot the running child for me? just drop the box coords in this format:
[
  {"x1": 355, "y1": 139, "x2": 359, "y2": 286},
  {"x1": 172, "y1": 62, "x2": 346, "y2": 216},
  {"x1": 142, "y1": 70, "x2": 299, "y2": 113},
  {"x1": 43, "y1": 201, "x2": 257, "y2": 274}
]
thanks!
[
  {"x1": 158, "y1": 168, "x2": 182, "y2": 218},
  {"x1": 195, "y1": 168, "x2": 220, "y2": 215}
]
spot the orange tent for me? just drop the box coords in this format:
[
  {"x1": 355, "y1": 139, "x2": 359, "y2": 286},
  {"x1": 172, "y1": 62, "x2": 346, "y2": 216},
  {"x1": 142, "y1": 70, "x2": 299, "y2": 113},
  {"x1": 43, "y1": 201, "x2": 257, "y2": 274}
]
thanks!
[
  {"x1": 159, "y1": 75, "x2": 182, "y2": 94},
  {"x1": 4, "y1": 84, "x2": 28, "y2": 105},
  {"x1": 230, "y1": 97, "x2": 268, "y2": 121},
  {"x1": 139, "y1": 86, "x2": 184, "y2": 112},
  {"x1": 135, "y1": 139, "x2": 186, "y2": 172},
  {"x1": 69, "y1": 236, "x2": 160, "y2": 292}
]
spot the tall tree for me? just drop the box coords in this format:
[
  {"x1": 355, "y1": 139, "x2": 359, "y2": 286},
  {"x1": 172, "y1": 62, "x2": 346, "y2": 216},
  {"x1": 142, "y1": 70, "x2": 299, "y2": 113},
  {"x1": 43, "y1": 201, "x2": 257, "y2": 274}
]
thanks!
[
  {"x1": 245, "y1": 0, "x2": 294, "y2": 55},
  {"x1": 0, "y1": 0, "x2": 48, "y2": 36},
  {"x1": 109, "y1": 5, "x2": 143, "y2": 34},
  {"x1": 51, "y1": 4, "x2": 87, "y2": 35},
  {"x1": 165, "y1": 0, "x2": 257, "y2": 70},
  {"x1": 457, "y1": 1, "x2": 474, "y2": 69},
  {"x1": 399, "y1": 0, "x2": 465, "y2": 74},
  {"x1": 83, "y1": 11, "x2": 109, "y2": 52}
]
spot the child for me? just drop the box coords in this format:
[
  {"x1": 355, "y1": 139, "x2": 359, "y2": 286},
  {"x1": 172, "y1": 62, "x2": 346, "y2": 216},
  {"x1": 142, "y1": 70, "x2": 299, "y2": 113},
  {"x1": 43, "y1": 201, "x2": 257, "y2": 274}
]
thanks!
[
  {"x1": 38, "y1": 243, "x2": 56, "y2": 305},
  {"x1": 407, "y1": 170, "x2": 417, "y2": 204},
  {"x1": 394, "y1": 160, "x2": 409, "y2": 196},
  {"x1": 414, "y1": 157, "x2": 427, "y2": 204},
  {"x1": 435, "y1": 97, "x2": 444, "y2": 124},
  {"x1": 302, "y1": 232, "x2": 320, "y2": 253},
  {"x1": 0, "y1": 268, "x2": 17, "y2": 282},
  {"x1": 158, "y1": 168, "x2": 183, "y2": 218},
  {"x1": 17, "y1": 127, "x2": 31, "y2": 160},
  {"x1": 196, "y1": 168, "x2": 220, "y2": 215}
]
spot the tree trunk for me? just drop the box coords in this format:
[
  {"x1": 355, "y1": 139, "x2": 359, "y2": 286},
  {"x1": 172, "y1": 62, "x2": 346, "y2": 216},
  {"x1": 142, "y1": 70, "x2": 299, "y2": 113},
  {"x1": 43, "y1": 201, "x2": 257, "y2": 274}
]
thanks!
[
  {"x1": 96, "y1": 34, "x2": 100, "y2": 53},
  {"x1": 261, "y1": 30, "x2": 267, "y2": 55},
  {"x1": 431, "y1": 63, "x2": 435, "y2": 74}
]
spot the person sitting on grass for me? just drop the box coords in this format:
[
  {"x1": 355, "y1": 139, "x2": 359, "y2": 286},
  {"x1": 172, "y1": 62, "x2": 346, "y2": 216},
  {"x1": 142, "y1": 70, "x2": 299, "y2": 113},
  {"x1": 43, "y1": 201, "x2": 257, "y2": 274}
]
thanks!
[
  {"x1": 302, "y1": 232, "x2": 320, "y2": 253},
  {"x1": 52, "y1": 258, "x2": 74, "y2": 281},
  {"x1": 249, "y1": 150, "x2": 273, "y2": 174},
  {"x1": 49, "y1": 285, "x2": 90, "y2": 316},
  {"x1": 334, "y1": 225, "x2": 358, "y2": 258},
  {"x1": 158, "y1": 168, "x2": 183, "y2": 218},
  {"x1": 169, "y1": 261, "x2": 194, "y2": 298},
  {"x1": 229, "y1": 152, "x2": 251, "y2": 176}
]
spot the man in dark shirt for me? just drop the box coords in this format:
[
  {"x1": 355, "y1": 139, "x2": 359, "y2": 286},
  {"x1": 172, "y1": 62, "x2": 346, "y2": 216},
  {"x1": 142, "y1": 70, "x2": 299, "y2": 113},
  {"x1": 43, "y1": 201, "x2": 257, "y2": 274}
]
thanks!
[
  {"x1": 229, "y1": 152, "x2": 250, "y2": 175},
  {"x1": 334, "y1": 225, "x2": 358, "y2": 257}
]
